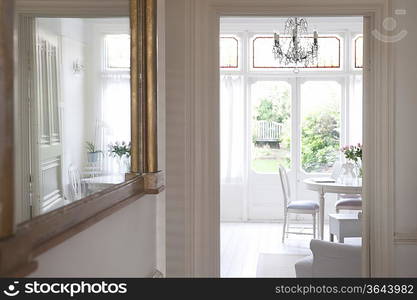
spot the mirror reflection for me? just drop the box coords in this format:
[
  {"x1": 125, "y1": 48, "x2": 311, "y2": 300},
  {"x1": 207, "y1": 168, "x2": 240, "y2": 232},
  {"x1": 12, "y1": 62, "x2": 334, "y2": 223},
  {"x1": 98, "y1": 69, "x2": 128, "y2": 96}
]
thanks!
[{"x1": 16, "y1": 17, "x2": 131, "y2": 222}]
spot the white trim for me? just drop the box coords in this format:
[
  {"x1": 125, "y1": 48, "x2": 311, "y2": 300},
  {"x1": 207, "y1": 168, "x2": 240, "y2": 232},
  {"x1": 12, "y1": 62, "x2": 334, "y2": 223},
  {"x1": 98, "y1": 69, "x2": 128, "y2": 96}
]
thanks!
[
  {"x1": 220, "y1": 16, "x2": 364, "y2": 33},
  {"x1": 15, "y1": 0, "x2": 129, "y2": 16},
  {"x1": 166, "y1": 0, "x2": 394, "y2": 277},
  {"x1": 394, "y1": 233, "x2": 417, "y2": 245},
  {"x1": 156, "y1": 0, "x2": 167, "y2": 276}
]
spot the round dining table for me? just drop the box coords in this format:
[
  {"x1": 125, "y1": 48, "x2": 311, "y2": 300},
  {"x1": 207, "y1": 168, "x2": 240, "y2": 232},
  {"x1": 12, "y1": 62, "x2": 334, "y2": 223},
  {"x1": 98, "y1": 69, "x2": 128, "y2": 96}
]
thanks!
[{"x1": 303, "y1": 178, "x2": 362, "y2": 240}]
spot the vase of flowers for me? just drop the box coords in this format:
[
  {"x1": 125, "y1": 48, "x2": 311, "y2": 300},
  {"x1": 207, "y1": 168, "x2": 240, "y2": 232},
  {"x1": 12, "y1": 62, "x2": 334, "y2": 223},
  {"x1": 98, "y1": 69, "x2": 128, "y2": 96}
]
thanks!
[
  {"x1": 108, "y1": 141, "x2": 131, "y2": 174},
  {"x1": 340, "y1": 143, "x2": 363, "y2": 184}
]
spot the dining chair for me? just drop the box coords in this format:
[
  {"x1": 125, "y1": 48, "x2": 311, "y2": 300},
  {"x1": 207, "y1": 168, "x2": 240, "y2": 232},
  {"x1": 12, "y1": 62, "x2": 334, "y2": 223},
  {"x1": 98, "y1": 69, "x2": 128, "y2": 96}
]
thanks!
[
  {"x1": 68, "y1": 164, "x2": 87, "y2": 201},
  {"x1": 335, "y1": 195, "x2": 362, "y2": 213},
  {"x1": 332, "y1": 162, "x2": 362, "y2": 213},
  {"x1": 278, "y1": 165, "x2": 320, "y2": 242}
]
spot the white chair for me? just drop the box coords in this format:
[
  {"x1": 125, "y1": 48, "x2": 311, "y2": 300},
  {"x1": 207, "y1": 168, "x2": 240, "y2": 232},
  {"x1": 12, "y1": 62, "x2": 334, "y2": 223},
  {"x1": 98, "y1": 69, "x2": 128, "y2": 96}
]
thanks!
[
  {"x1": 295, "y1": 239, "x2": 362, "y2": 277},
  {"x1": 335, "y1": 197, "x2": 362, "y2": 213},
  {"x1": 68, "y1": 165, "x2": 87, "y2": 201},
  {"x1": 279, "y1": 165, "x2": 320, "y2": 242}
]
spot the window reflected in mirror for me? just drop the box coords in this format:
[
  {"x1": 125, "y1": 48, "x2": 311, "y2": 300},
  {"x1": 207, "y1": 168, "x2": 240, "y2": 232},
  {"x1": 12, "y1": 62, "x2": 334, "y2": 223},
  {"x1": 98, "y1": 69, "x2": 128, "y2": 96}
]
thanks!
[{"x1": 16, "y1": 17, "x2": 131, "y2": 222}]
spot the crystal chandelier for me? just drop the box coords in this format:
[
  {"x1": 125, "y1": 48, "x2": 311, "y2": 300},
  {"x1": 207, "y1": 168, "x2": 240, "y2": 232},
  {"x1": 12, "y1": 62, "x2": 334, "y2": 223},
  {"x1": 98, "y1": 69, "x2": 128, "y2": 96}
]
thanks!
[{"x1": 273, "y1": 17, "x2": 319, "y2": 67}]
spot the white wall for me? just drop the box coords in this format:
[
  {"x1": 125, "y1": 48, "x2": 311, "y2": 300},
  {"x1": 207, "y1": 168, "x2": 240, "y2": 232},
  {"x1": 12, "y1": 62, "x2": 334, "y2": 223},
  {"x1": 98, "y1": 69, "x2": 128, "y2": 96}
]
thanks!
[
  {"x1": 37, "y1": 18, "x2": 88, "y2": 194},
  {"x1": 392, "y1": 0, "x2": 417, "y2": 277},
  {"x1": 60, "y1": 19, "x2": 87, "y2": 191},
  {"x1": 30, "y1": 195, "x2": 157, "y2": 277}
]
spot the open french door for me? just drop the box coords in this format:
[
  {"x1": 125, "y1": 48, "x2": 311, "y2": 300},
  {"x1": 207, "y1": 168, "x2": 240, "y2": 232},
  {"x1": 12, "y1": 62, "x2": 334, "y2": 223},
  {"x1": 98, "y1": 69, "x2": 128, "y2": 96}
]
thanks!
[
  {"x1": 247, "y1": 77, "x2": 346, "y2": 220},
  {"x1": 247, "y1": 78, "x2": 296, "y2": 220}
]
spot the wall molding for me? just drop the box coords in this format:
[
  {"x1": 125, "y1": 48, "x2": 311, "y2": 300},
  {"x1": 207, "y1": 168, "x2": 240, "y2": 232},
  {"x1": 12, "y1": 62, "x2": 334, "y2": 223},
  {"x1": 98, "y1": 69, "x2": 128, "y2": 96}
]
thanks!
[
  {"x1": 166, "y1": 0, "x2": 394, "y2": 277},
  {"x1": 394, "y1": 233, "x2": 417, "y2": 245}
]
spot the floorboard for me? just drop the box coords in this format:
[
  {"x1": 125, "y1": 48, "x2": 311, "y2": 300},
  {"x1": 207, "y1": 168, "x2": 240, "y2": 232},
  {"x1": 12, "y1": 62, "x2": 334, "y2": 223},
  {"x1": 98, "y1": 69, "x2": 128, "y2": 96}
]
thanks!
[{"x1": 220, "y1": 222, "x2": 330, "y2": 278}]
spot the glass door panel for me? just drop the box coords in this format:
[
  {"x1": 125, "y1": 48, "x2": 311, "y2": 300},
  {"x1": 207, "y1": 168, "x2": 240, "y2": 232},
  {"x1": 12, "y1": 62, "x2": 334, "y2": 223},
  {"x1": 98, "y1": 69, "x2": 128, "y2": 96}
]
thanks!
[
  {"x1": 300, "y1": 80, "x2": 342, "y2": 174},
  {"x1": 250, "y1": 81, "x2": 292, "y2": 174},
  {"x1": 247, "y1": 80, "x2": 292, "y2": 220}
]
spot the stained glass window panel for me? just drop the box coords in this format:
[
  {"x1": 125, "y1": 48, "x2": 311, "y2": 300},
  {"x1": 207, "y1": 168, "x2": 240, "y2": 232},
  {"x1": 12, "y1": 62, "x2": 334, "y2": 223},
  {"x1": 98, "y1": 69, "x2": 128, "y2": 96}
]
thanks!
[
  {"x1": 220, "y1": 36, "x2": 239, "y2": 69},
  {"x1": 253, "y1": 36, "x2": 341, "y2": 69}
]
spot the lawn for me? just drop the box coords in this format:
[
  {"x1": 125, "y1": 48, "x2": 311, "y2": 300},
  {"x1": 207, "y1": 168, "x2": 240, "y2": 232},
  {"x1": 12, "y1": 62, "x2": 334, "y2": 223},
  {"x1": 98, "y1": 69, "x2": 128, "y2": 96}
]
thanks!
[
  {"x1": 252, "y1": 147, "x2": 290, "y2": 173},
  {"x1": 252, "y1": 159, "x2": 279, "y2": 173}
]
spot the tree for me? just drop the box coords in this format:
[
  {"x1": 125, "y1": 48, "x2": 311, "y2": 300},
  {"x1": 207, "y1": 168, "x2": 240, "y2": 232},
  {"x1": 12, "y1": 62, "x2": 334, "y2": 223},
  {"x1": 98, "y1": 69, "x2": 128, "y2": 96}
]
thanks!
[
  {"x1": 301, "y1": 110, "x2": 340, "y2": 172},
  {"x1": 254, "y1": 90, "x2": 290, "y2": 124}
]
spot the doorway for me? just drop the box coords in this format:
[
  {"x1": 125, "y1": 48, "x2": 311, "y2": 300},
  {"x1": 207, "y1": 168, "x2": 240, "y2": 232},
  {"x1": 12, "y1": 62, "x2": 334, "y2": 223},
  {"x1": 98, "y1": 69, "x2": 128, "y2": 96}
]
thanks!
[
  {"x1": 165, "y1": 0, "x2": 394, "y2": 278},
  {"x1": 220, "y1": 16, "x2": 363, "y2": 277}
]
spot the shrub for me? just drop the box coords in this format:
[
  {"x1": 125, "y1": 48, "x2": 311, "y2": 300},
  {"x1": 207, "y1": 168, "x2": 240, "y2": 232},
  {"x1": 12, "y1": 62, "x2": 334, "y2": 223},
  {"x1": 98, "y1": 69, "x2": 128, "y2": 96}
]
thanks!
[
  {"x1": 255, "y1": 91, "x2": 290, "y2": 124},
  {"x1": 301, "y1": 110, "x2": 340, "y2": 172},
  {"x1": 253, "y1": 90, "x2": 340, "y2": 173}
]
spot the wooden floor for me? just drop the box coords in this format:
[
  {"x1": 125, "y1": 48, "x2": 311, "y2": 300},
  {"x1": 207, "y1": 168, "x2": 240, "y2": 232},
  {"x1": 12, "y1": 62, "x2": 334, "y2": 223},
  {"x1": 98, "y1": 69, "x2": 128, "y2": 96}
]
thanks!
[{"x1": 220, "y1": 222, "x2": 330, "y2": 278}]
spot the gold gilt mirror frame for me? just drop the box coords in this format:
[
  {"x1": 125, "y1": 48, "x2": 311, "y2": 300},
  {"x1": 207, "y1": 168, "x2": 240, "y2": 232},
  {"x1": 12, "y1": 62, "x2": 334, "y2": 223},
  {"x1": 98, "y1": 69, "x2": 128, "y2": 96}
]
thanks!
[{"x1": 0, "y1": 0, "x2": 163, "y2": 277}]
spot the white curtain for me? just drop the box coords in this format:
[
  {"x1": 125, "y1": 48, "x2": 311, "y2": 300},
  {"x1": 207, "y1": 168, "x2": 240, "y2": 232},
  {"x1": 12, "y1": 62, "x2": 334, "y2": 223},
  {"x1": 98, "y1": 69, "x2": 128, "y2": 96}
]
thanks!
[
  {"x1": 100, "y1": 73, "x2": 131, "y2": 174},
  {"x1": 221, "y1": 75, "x2": 245, "y2": 184}
]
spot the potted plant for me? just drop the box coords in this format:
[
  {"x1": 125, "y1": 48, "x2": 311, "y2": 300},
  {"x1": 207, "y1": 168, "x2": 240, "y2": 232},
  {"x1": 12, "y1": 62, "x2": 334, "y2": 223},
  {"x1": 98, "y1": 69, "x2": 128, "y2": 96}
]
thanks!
[
  {"x1": 108, "y1": 141, "x2": 131, "y2": 173},
  {"x1": 86, "y1": 141, "x2": 102, "y2": 163}
]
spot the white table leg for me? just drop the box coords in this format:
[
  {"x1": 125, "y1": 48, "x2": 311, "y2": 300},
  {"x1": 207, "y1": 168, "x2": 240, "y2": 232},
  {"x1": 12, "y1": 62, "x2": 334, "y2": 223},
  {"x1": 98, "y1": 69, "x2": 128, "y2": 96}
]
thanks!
[{"x1": 319, "y1": 190, "x2": 325, "y2": 240}]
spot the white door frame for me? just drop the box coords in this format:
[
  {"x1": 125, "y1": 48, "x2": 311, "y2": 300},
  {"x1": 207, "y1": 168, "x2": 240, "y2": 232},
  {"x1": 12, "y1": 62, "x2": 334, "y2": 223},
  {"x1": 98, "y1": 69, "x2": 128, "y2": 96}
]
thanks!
[{"x1": 166, "y1": 0, "x2": 394, "y2": 277}]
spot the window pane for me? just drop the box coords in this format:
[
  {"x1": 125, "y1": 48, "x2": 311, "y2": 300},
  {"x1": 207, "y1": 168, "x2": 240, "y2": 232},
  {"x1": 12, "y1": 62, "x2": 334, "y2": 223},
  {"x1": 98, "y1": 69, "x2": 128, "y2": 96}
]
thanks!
[
  {"x1": 105, "y1": 34, "x2": 130, "y2": 70},
  {"x1": 253, "y1": 37, "x2": 279, "y2": 68},
  {"x1": 251, "y1": 81, "x2": 291, "y2": 173},
  {"x1": 301, "y1": 81, "x2": 341, "y2": 173},
  {"x1": 354, "y1": 35, "x2": 363, "y2": 68},
  {"x1": 317, "y1": 37, "x2": 341, "y2": 67},
  {"x1": 253, "y1": 36, "x2": 341, "y2": 69},
  {"x1": 220, "y1": 36, "x2": 239, "y2": 69}
]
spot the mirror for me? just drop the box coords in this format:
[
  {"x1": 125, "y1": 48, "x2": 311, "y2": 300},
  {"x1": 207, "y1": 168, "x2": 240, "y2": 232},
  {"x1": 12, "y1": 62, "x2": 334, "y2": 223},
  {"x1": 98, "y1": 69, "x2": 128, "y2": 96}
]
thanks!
[{"x1": 14, "y1": 3, "x2": 137, "y2": 223}]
